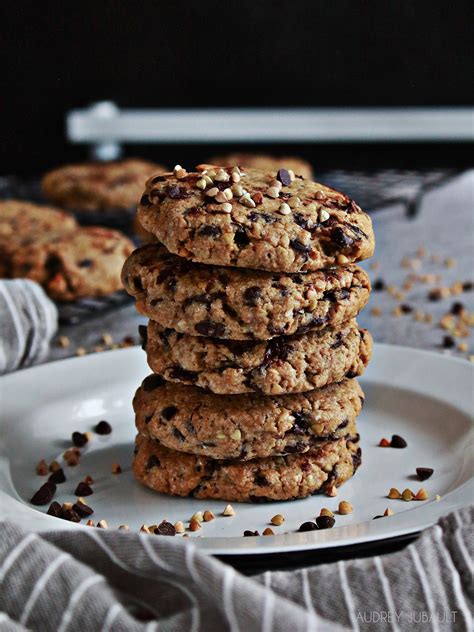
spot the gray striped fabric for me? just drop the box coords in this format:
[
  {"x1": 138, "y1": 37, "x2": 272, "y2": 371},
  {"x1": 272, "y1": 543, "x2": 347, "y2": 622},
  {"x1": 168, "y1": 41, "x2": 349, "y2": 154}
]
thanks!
[
  {"x1": 0, "y1": 279, "x2": 57, "y2": 375},
  {"x1": 0, "y1": 508, "x2": 472, "y2": 632}
]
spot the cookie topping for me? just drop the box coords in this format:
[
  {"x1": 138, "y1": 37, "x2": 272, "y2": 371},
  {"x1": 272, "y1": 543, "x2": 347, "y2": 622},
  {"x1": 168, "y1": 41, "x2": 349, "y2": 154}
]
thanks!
[{"x1": 277, "y1": 169, "x2": 292, "y2": 186}]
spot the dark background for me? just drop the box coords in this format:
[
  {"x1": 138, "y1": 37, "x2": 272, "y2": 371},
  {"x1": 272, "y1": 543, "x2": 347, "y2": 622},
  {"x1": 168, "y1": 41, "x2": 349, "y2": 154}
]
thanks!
[{"x1": 1, "y1": 0, "x2": 472, "y2": 175}]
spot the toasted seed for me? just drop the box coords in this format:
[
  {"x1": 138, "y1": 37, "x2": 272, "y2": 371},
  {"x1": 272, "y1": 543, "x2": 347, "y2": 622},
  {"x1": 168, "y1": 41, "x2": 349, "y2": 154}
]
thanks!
[
  {"x1": 155, "y1": 520, "x2": 176, "y2": 536},
  {"x1": 221, "y1": 202, "x2": 233, "y2": 213},
  {"x1": 288, "y1": 196, "x2": 301, "y2": 208},
  {"x1": 240, "y1": 195, "x2": 256, "y2": 208},
  {"x1": 47, "y1": 501, "x2": 62, "y2": 517},
  {"x1": 58, "y1": 335, "x2": 70, "y2": 348},
  {"x1": 215, "y1": 191, "x2": 227, "y2": 203},
  {"x1": 320, "y1": 508, "x2": 334, "y2": 518},
  {"x1": 118, "y1": 524, "x2": 130, "y2": 531},
  {"x1": 111, "y1": 463, "x2": 122, "y2": 474},
  {"x1": 206, "y1": 187, "x2": 219, "y2": 197},
  {"x1": 101, "y1": 333, "x2": 113, "y2": 345},
  {"x1": 191, "y1": 511, "x2": 203, "y2": 523},
  {"x1": 279, "y1": 202, "x2": 291, "y2": 215},
  {"x1": 203, "y1": 510, "x2": 215, "y2": 522},
  {"x1": 31, "y1": 482, "x2": 56, "y2": 506},
  {"x1": 94, "y1": 420, "x2": 112, "y2": 435},
  {"x1": 196, "y1": 178, "x2": 207, "y2": 190},
  {"x1": 74, "y1": 482, "x2": 93, "y2": 497},
  {"x1": 84, "y1": 475, "x2": 94, "y2": 485},
  {"x1": 230, "y1": 428, "x2": 241, "y2": 441},
  {"x1": 267, "y1": 186, "x2": 280, "y2": 199},
  {"x1": 388, "y1": 488, "x2": 401, "y2": 499},
  {"x1": 189, "y1": 518, "x2": 201, "y2": 532},
  {"x1": 243, "y1": 530, "x2": 260, "y2": 537},
  {"x1": 263, "y1": 528, "x2": 275, "y2": 536},
  {"x1": 337, "y1": 254, "x2": 350, "y2": 265},
  {"x1": 379, "y1": 438, "x2": 391, "y2": 447},
  {"x1": 271, "y1": 514, "x2": 285, "y2": 526},
  {"x1": 86, "y1": 519, "x2": 95, "y2": 526},
  {"x1": 222, "y1": 504, "x2": 235, "y2": 516},
  {"x1": 338, "y1": 501, "x2": 353, "y2": 515},
  {"x1": 383, "y1": 507, "x2": 394, "y2": 517},
  {"x1": 402, "y1": 488, "x2": 414, "y2": 502},
  {"x1": 76, "y1": 347, "x2": 86, "y2": 356},
  {"x1": 140, "y1": 524, "x2": 151, "y2": 534},
  {"x1": 73, "y1": 500, "x2": 94, "y2": 518},
  {"x1": 326, "y1": 485, "x2": 338, "y2": 497},
  {"x1": 97, "y1": 519, "x2": 108, "y2": 529},
  {"x1": 232, "y1": 184, "x2": 243, "y2": 197},
  {"x1": 435, "y1": 494, "x2": 441, "y2": 501},
  {"x1": 48, "y1": 468, "x2": 66, "y2": 485},
  {"x1": 319, "y1": 209, "x2": 330, "y2": 222},
  {"x1": 214, "y1": 170, "x2": 230, "y2": 182},
  {"x1": 174, "y1": 521, "x2": 185, "y2": 533},
  {"x1": 72, "y1": 431, "x2": 88, "y2": 448}
]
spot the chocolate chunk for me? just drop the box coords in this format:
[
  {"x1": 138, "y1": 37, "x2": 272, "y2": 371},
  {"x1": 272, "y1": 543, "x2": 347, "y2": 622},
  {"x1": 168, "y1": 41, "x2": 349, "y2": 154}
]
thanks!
[
  {"x1": 331, "y1": 333, "x2": 344, "y2": 349},
  {"x1": 442, "y1": 335, "x2": 455, "y2": 349},
  {"x1": 462, "y1": 281, "x2": 473, "y2": 291},
  {"x1": 293, "y1": 213, "x2": 311, "y2": 231},
  {"x1": 243, "y1": 530, "x2": 260, "y2": 536},
  {"x1": 198, "y1": 225, "x2": 222, "y2": 237},
  {"x1": 248, "y1": 211, "x2": 277, "y2": 224},
  {"x1": 31, "y1": 482, "x2": 56, "y2": 506},
  {"x1": 166, "y1": 185, "x2": 190, "y2": 199},
  {"x1": 132, "y1": 276, "x2": 143, "y2": 291},
  {"x1": 451, "y1": 301, "x2": 464, "y2": 315},
  {"x1": 292, "y1": 411, "x2": 310, "y2": 434},
  {"x1": 47, "y1": 501, "x2": 62, "y2": 517},
  {"x1": 390, "y1": 434, "x2": 407, "y2": 448},
  {"x1": 263, "y1": 337, "x2": 290, "y2": 365},
  {"x1": 400, "y1": 304, "x2": 413, "y2": 313},
  {"x1": 73, "y1": 500, "x2": 94, "y2": 518},
  {"x1": 316, "y1": 515, "x2": 335, "y2": 529},
  {"x1": 172, "y1": 427, "x2": 185, "y2": 442},
  {"x1": 195, "y1": 320, "x2": 225, "y2": 337},
  {"x1": 146, "y1": 455, "x2": 161, "y2": 470},
  {"x1": 169, "y1": 367, "x2": 198, "y2": 383},
  {"x1": 142, "y1": 375, "x2": 165, "y2": 391},
  {"x1": 61, "y1": 509, "x2": 81, "y2": 523},
  {"x1": 298, "y1": 521, "x2": 318, "y2": 532},
  {"x1": 155, "y1": 520, "x2": 176, "y2": 536},
  {"x1": 416, "y1": 467, "x2": 434, "y2": 481},
  {"x1": 373, "y1": 279, "x2": 385, "y2": 291},
  {"x1": 140, "y1": 193, "x2": 151, "y2": 206},
  {"x1": 243, "y1": 286, "x2": 262, "y2": 306},
  {"x1": 345, "y1": 370, "x2": 358, "y2": 379},
  {"x1": 161, "y1": 406, "x2": 178, "y2": 420},
  {"x1": 234, "y1": 227, "x2": 250, "y2": 248},
  {"x1": 276, "y1": 168, "x2": 292, "y2": 186},
  {"x1": 289, "y1": 239, "x2": 310, "y2": 256},
  {"x1": 48, "y1": 468, "x2": 66, "y2": 485},
  {"x1": 78, "y1": 259, "x2": 93, "y2": 268},
  {"x1": 74, "y1": 481, "x2": 93, "y2": 496},
  {"x1": 72, "y1": 431, "x2": 88, "y2": 448},
  {"x1": 94, "y1": 420, "x2": 112, "y2": 434},
  {"x1": 254, "y1": 473, "x2": 270, "y2": 486},
  {"x1": 331, "y1": 227, "x2": 353, "y2": 248}
]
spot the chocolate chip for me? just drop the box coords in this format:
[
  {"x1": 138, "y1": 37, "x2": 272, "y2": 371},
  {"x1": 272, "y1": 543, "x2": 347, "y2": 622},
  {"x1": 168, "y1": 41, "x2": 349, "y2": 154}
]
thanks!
[
  {"x1": 345, "y1": 370, "x2": 358, "y2": 379},
  {"x1": 47, "y1": 501, "x2": 62, "y2": 517},
  {"x1": 428, "y1": 289, "x2": 442, "y2": 301},
  {"x1": 248, "y1": 211, "x2": 277, "y2": 224},
  {"x1": 451, "y1": 301, "x2": 464, "y2": 315},
  {"x1": 198, "y1": 225, "x2": 222, "y2": 237},
  {"x1": 138, "y1": 324, "x2": 147, "y2": 349},
  {"x1": 223, "y1": 303, "x2": 238, "y2": 319},
  {"x1": 331, "y1": 227, "x2": 353, "y2": 248},
  {"x1": 72, "y1": 431, "x2": 88, "y2": 448},
  {"x1": 74, "y1": 482, "x2": 93, "y2": 497},
  {"x1": 73, "y1": 500, "x2": 94, "y2": 518},
  {"x1": 442, "y1": 335, "x2": 455, "y2": 349},
  {"x1": 166, "y1": 185, "x2": 190, "y2": 199},
  {"x1": 243, "y1": 530, "x2": 260, "y2": 536},
  {"x1": 169, "y1": 367, "x2": 198, "y2": 383},
  {"x1": 140, "y1": 193, "x2": 151, "y2": 206},
  {"x1": 146, "y1": 455, "x2": 161, "y2": 469},
  {"x1": 416, "y1": 467, "x2": 434, "y2": 481},
  {"x1": 161, "y1": 406, "x2": 178, "y2": 420},
  {"x1": 289, "y1": 239, "x2": 310, "y2": 256},
  {"x1": 195, "y1": 320, "x2": 225, "y2": 337},
  {"x1": 276, "y1": 168, "x2": 292, "y2": 186},
  {"x1": 48, "y1": 468, "x2": 66, "y2": 485},
  {"x1": 31, "y1": 482, "x2": 56, "y2": 506},
  {"x1": 263, "y1": 337, "x2": 290, "y2": 365},
  {"x1": 400, "y1": 304, "x2": 413, "y2": 313},
  {"x1": 316, "y1": 515, "x2": 335, "y2": 529},
  {"x1": 292, "y1": 411, "x2": 310, "y2": 434},
  {"x1": 373, "y1": 279, "x2": 385, "y2": 291},
  {"x1": 462, "y1": 281, "x2": 473, "y2": 291},
  {"x1": 94, "y1": 420, "x2": 112, "y2": 434},
  {"x1": 155, "y1": 520, "x2": 176, "y2": 536},
  {"x1": 293, "y1": 213, "x2": 312, "y2": 231},
  {"x1": 61, "y1": 509, "x2": 81, "y2": 523},
  {"x1": 78, "y1": 259, "x2": 93, "y2": 268},
  {"x1": 142, "y1": 375, "x2": 165, "y2": 391},
  {"x1": 243, "y1": 286, "x2": 262, "y2": 306},
  {"x1": 172, "y1": 427, "x2": 185, "y2": 441},
  {"x1": 390, "y1": 434, "x2": 407, "y2": 448},
  {"x1": 234, "y1": 227, "x2": 250, "y2": 248},
  {"x1": 254, "y1": 473, "x2": 270, "y2": 486},
  {"x1": 298, "y1": 521, "x2": 318, "y2": 532}
]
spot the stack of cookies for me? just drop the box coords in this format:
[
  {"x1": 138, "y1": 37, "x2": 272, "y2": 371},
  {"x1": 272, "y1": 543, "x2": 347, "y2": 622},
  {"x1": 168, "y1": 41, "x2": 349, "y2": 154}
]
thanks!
[{"x1": 123, "y1": 164, "x2": 375, "y2": 502}]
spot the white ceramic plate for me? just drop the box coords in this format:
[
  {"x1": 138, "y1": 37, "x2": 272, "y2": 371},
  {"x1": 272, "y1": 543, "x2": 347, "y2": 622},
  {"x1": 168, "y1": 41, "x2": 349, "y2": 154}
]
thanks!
[{"x1": 1, "y1": 344, "x2": 472, "y2": 555}]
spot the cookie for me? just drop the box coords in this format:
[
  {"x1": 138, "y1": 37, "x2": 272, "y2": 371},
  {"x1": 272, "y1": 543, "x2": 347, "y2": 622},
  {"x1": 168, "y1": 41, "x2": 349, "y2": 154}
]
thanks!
[
  {"x1": 144, "y1": 320, "x2": 372, "y2": 394},
  {"x1": 122, "y1": 244, "x2": 371, "y2": 340},
  {"x1": 136, "y1": 166, "x2": 374, "y2": 272},
  {"x1": 208, "y1": 154, "x2": 314, "y2": 179},
  {"x1": 0, "y1": 200, "x2": 77, "y2": 277},
  {"x1": 133, "y1": 432, "x2": 361, "y2": 502},
  {"x1": 10, "y1": 226, "x2": 134, "y2": 301},
  {"x1": 134, "y1": 375, "x2": 364, "y2": 460},
  {"x1": 42, "y1": 159, "x2": 166, "y2": 212}
]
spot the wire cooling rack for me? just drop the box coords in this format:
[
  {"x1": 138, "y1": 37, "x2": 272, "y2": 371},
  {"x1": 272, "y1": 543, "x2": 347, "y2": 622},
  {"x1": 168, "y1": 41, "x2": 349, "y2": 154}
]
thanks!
[{"x1": 0, "y1": 168, "x2": 459, "y2": 325}]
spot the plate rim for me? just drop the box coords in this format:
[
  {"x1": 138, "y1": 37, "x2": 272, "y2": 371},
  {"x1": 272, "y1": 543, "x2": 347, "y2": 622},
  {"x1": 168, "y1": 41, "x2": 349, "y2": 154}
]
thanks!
[{"x1": 1, "y1": 343, "x2": 473, "y2": 555}]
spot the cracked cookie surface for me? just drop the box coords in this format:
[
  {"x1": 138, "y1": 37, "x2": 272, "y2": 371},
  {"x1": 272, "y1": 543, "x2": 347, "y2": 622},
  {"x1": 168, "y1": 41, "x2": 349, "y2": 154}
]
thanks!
[
  {"x1": 122, "y1": 244, "x2": 371, "y2": 340},
  {"x1": 134, "y1": 375, "x2": 364, "y2": 460},
  {"x1": 133, "y1": 432, "x2": 361, "y2": 502},
  {"x1": 42, "y1": 159, "x2": 165, "y2": 212},
  {"x1": 11, "y1": 226, "x2": 134, "y2": 301},
  {"x1": 136, "y1": 166, "x2": 374, "y2": 272},
  {"x1": 144, "y1": 319, "x2": 372, "y2": 394}
]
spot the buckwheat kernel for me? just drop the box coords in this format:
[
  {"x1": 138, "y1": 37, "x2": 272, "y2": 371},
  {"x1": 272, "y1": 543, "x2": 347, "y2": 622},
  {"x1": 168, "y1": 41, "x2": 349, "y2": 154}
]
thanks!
[
  {"x1": 402, "y1": 488, "x2": 414, "y2": 502},
  {"x1": 174, "y1": 521, "x2": 185, "y2": 533},
  {"x1": 206, "y1": 187, "x2": 219, "y2": 197},
  {"x1": 189, "y1": 518, "x2": 201, "y2": 531},
  {"x1": 203, "y1": 510, "x2": 215, "y2": 522},
  {"x1": 383, "y1": 508, "x2": 394, "y2": 516},
  {"x1": 388, "y1": 488, "x2": 401, "y2": 499},
  {"x1": 191, "y1": 511, "x2": 203, "y2": 523},
  {"x1": 319, "y1": 209, "x2": 330, "y2": 222},
  {"x1": 222, "y1": 504, "x2": 235, "y2": 516},
  {"x1": 232, "y1": 184, "x2": 243, "y2": 196},
  {"x1": 196, "y1": 178, "x2": 207, "y2": 190},
  {"x1": 230, "y1": 428, "x2": 241, "y2": 441},
  {"x1": 415, "y1": 488, "x2": 428, "y2": 501},
  {"x1": 267, "y1": 186, "x2": 280, "y2": 199},
  {"x1": 288, "y1": 196, "x2": 301, "y2": 208},
  {"x1": 263, "y1": 528, "x2": 275, "y2": 536},
  {"x1": 97, "y1": 519, "x2": 108, "y2": 529},
  {"x1": 320, "y1": 508, "x2": 334, "y2": 518},
  {"x1": 118, "y1": 524, "x2": 130, "y2": 531},
  {"x1": 338, "y1": 501, "x2": 353, "y2": 515},
  {"x1": 221, "y1": 203, "x2": 232, "y2": 213},
  {"x1": 279, "y1": 202, "x2": 291, "y2": 215},
  {"x1": 271, "y1": 514, "x2": 285, "y2": 526}
]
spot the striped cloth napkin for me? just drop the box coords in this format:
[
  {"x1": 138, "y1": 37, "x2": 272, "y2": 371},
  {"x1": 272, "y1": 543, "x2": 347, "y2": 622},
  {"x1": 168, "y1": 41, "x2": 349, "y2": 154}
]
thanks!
[
  {"x1": 0, "y1": 508, "x2": 472, "y2": 631},
  {"x1": 0, "y1": 279, "x2": 57, "y2": 374}
]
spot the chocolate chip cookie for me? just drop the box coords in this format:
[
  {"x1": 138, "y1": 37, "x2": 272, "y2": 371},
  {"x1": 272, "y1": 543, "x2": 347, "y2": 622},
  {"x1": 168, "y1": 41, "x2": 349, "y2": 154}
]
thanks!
[
  {"x1": 144, "y1": 319, "x2": 372, "y2": 394},
  {"x1": 136, "y1": 166, "x2": 374, "y2": 272},
  {"x1": 133, "y1": 432, "x2": 361, "y2": 502},
  {"x1": 10, "y1": 226, "x2": 134, "y2": 301},
  {"x1": 0, "y1": 200, "x2": 77, "y2": 277},
  {"x1": 122, "y1": 244, "x2": 371, "y2": 340},
  {"x1": 42, "y1": 159, "x2": 166, "y2": 212},
  {"x1": 134, "y1": 375, "x2": 364, "y2": 460},
  {"x1": 208, "y1": 154, "x2": 314, "y2": 179}
]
